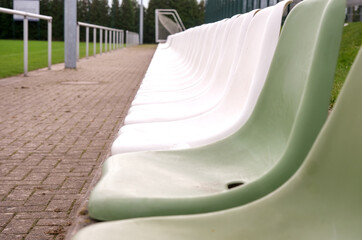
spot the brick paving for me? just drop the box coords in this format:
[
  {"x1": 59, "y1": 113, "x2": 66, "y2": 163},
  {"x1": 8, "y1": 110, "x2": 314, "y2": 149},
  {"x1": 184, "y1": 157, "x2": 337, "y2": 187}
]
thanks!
[{"x1": 0, "y1": 45, "x2": 156, "y2": 240}]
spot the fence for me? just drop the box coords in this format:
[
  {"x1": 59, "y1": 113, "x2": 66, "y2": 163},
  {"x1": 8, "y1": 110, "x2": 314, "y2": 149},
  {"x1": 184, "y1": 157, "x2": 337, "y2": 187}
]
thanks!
[
  {"x1": 205, "y1": 0, "x2": 362, "y2": 23},
  {"x1": 346, "y1": 0, "x2": 362, "y2": 22},
  {"x1": 0, "y1": 7, "x2": 52, "y2": 76},
  {"x1": 77, "y1": 22, "x2": 124, "y2": 60},
  {"x1": 126, "y1": 31, "x2": 140, "y2": 46},
  {"x1": 205, "y1": 0, "x2": 294, "y2": 22}
]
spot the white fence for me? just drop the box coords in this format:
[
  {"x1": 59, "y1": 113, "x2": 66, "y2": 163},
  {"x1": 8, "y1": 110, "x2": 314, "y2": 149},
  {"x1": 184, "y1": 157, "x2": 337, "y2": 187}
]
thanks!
[
  {"x1": 126, "y1": 31, "x2": 140, "y2": 46},
  {"x1": 77, "y1": 22, "x2": 124, "y2": 60},
  {"x1": 0, "y1": 7, "x2": 52, "y2": 76},
  {"x1": 346, "y1": 0, "x2": 362, "y2": 22}
]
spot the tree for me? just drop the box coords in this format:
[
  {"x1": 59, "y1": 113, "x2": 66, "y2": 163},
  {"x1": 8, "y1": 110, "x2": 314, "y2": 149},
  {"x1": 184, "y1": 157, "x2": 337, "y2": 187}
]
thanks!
[
  {"x1": 111, "y1": 0, "x2": 121, "y2": 28},
  {"x1": 0, "y1": 0, "x2": 205, "y2": 44},
  {"x1": 78, "y1": 0, "x2": 90, "y2": 23},
  {"x1": 120, "y1": 0, "x2": 136, "y2": 32},
  {"x1": 90, "y1": 0, "x2": 110, "y2": 26},
  {"x1": 0, "y1": 0, "x2": 14, "y2": 39},
  {"x1": 51, "y1": 0, "x2": 64, "y2": 41},
  {"x1": 132, "y1": 0, "x2": 142, "y2": 32},
  {"x1": 77, "y1": 0, "x2": 90, "y2": 41}
]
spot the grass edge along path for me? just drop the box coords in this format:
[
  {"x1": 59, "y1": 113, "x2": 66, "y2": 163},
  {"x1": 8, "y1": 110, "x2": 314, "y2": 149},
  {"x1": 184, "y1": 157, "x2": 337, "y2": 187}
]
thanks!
[{"x1": 0, "y1": 39, "x2": 116, "y2": 79}]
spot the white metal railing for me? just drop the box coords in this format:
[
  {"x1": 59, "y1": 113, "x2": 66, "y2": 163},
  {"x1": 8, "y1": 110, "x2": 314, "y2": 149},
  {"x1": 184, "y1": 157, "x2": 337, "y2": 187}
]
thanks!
[
  {"x1": 77, "y1": 22, "x2": 124, "y2": 60},
  {"x1": 126, "y1": 31, "x2": 140, "y2": 46},
  {"x1": 0, "y1": 7, "x2": 52, "y2": 76}
]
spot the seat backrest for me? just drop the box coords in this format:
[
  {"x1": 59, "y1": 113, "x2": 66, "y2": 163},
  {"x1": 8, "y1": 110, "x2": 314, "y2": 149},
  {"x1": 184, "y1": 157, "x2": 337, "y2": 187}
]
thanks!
[
  {"x1": 180, "y1": 19, "x2": 228, "y2": 78},
  {"x1": 234, "y1": 0, "x2": 345, "y2": 197},
  {"x1": 207, "y1": 10, "x2": 257, "y2": 85},
  {"x1": 215, "y1": 0, "x2": 291, "y2": 125},
  {"x1": 280, "y1": 45, "x2": 362, "y2": 237}
]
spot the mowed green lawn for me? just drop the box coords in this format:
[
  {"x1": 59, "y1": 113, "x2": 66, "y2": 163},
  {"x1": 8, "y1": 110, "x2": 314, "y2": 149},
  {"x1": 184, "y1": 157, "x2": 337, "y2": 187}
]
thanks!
[
  {"x1": 0, "y1": 39, "x2": 112, "y2": 78},
  {"x1": 330, "y1": 22, "x2": 362, "y2": 108}
]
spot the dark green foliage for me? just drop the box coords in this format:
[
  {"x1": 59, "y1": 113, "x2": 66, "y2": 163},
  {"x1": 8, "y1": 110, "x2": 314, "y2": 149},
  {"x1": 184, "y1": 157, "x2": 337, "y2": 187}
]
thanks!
[
  {"x1": 90, "y1": 0, "x2": 109, "y2": 26},
  {"x1": 0, "y1": 0, "x2": 14, "y2": 38},
  {"x1": 51, "y1": 0, "x2": 64, "y2": 41},
  {"x1": 0, "y1": 0, "x2": 205, "y2": 43},
  {"x1": 133, "y1": 0, "x2": 144, "y2": 33},
  {"x1": 111, "y1": 0, "x2": 121, "y2": 28},
  {"x1": 120, "y1": 0, "x2": 136, "y2": 32}
]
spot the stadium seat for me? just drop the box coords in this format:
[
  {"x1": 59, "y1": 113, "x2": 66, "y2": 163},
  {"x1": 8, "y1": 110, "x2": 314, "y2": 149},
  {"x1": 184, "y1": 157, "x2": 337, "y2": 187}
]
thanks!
[
  {"x1": 124, "y1": 3, "x2": 287, "y2": 124},
  {"x1": 86, "y1": 0, "x2": 344, "y2": 221},
  {"x1": 133, "y1": 19, "x2": 234, "y2": 104},
  {"x1": 124, "y1": 15, "x2": 250, "y2": 122},
  {"x1": 112, "y1": 1, "x2": 292, "y2": 153},
  {"x1": 74, "y1": 26, "x2": 360, "y2": 240}
]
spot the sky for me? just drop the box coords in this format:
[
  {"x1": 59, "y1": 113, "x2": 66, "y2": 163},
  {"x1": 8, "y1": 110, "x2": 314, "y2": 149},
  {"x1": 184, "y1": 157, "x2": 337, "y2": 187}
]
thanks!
[
  {"x1": 108, "y1": 0, "x2": 201, "y2": 9},
  {"x1": 108, "y1": 0, "x2": 150, "y2": 8}
]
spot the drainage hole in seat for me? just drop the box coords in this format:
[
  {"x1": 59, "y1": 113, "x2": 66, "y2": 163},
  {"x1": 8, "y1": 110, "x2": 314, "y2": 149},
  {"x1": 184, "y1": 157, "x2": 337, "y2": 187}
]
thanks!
[{"x1": 227, "y1": 181, "x2": 244, "y2": 189}]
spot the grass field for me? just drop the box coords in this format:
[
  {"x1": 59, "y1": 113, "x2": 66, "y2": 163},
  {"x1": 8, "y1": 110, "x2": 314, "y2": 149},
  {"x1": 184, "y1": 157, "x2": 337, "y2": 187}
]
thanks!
[
  {"x1": 330, "y1": 22, "x2": 362, "y2": 108},
  {"x1": 0, "y1": 39, "x2": 115, "y2": 78},
  {"x1": 0, "y1": 22, "x2": 361, "y2": 107}
]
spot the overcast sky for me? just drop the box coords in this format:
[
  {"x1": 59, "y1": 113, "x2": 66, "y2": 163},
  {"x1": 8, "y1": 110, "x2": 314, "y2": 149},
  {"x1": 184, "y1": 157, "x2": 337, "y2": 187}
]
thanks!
[
  {"x1": 108, "y1": 0, "x2": 201, "y2": 9},
  {"x1": 108, "y1": 0, "x2": 150, "y2": 8}
]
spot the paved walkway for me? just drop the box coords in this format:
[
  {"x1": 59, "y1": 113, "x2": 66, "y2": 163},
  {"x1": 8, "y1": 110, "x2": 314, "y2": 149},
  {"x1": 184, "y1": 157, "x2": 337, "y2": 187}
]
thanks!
[{"x1": 0, "y1": 45, "x2": 156, "y2": 240}]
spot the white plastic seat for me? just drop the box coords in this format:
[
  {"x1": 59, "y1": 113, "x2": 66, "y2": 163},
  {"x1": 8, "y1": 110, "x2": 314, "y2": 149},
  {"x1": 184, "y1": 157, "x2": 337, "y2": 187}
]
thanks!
[
  {"x1": 130, "y1": 18, "x2": 237, "y2": 107},
  {"x1": 112, "y1": 1, "x2": 291, "y2": 154},
  {"x1": 141, "y1": 23, "x2": 221, "y2": 92},
  {"x1": 123, "y1": 13, "x2": 257, "y2": 125},
  {"x1": 139, "y1": 25, "x2": 225, "y2": 92}
]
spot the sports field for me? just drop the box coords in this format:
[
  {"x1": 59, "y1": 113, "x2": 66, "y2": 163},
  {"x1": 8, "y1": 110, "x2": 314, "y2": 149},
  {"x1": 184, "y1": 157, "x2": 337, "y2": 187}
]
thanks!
[{"x1": 0, "y1": 40, "x2": 113, "y2": 78}]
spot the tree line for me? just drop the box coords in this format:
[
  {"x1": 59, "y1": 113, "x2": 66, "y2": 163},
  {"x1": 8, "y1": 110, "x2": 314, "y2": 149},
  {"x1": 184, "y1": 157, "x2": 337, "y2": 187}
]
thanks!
[{"x1": 0, "y1": 0, "x2": 204, "y2": 43}]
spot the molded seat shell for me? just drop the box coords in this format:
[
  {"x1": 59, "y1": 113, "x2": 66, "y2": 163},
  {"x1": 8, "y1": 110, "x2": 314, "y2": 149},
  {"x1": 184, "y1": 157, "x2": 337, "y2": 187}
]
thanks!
[
  {"x1": 131, "y1": 19, "x2": 234, "y2": 106},
  {"x1": 74, "y1": 19, "x2": 360, "y2": 240},
  {"x1": 86, "y1": 0, "x2": 344, "y2": 222},
  {"x1": 112, "y1": 1, "x2": 291, "y2": 154},
  {"x1": 123, "y1": 16, "x2": 252, "y2": 124}
]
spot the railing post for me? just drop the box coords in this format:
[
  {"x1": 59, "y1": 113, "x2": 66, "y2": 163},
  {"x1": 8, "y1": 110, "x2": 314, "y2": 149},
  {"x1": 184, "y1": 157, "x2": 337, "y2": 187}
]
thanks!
[
  {"x1": 23, "y1": 15, "x2": 28, "y2": 76},
  {"x1": 105, "y1": 29, "x2": 108, "y2": 52},
  {"x1": 93, "y1": 27, "x2": 96, "y2": 56},
  {"x1": 86, "y1": 26, "x2": 89, "y2": 58},
  {"x1": 100, "y1": 28, "x2": 102, "y2": 55},
  {"x1": 64, "y1": 0, "x2": 77, "y2": 68},
  {"x1": 122, "y1": 30, "x2": 124, "y2": 47},
  {"x1": 126, "y1": 30, "x2": 128, "y2": 47},
  {"x1": 140, "y1": 0, "x2": 143, "y2": 44},
  {"x1": 116, "y1": 31, "x2": 118, "y2": 49},
  {"x1": 48, "y1": 19, "x2": 52, "y2": 70},
  {"x1": 109, "y1": 30, "x2": 111, "y2": 51},
  {"x1": 113, "y1": 30, "x2": 115, "y2": 49},
  {"x1": 77, "y1": 24, "x2": 79, "y2": 60}
]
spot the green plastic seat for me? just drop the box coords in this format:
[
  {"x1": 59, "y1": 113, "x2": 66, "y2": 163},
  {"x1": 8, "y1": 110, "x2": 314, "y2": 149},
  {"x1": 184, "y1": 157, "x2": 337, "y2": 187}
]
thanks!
[
  {"x1": 73, "y1": 43, "x2": 362, "y2": 240},
  {"x1": 87, "y1": 0, "x2": 344, "y2": 221}
]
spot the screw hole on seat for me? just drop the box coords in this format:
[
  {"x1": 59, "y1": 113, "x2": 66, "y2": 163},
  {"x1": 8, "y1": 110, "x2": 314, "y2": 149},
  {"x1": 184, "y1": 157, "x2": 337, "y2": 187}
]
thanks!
[{"x1": 226, "y1": 181, "x2": 244, "y2": 189}]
